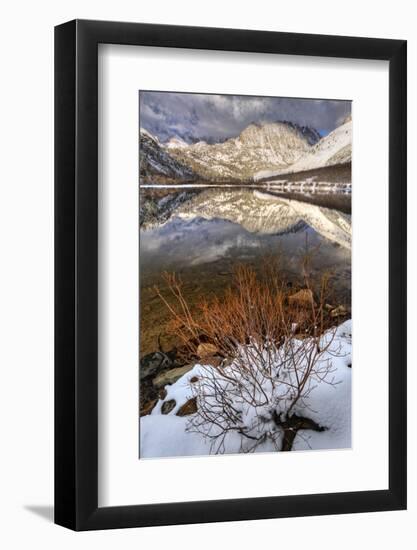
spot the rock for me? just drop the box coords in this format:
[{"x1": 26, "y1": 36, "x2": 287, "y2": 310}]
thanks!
[
  {"x1": 139, "y1": 378, "x2": 159, "y2": 412},
  {"x1": 189, "y1": 376, "x2": 199, "y2": 383},
  {"x1": 288, "y1": 288, "x2": 315, "y2": 307},
  {"x1": 161, "y1": 399, "x2": 176, "y2": 415},
  {"x1": 153, "y1": 365, "x2": 194, "y2": 389},
  {"x1": 159, "y1": 388, "x2": 167, "y2": 400},
  {"x1": 176, "y1": 397, "x2": 198, "y2": 417},
  {"x1": 140, "y1": 399, "x2": 157, "y2": 417},
  {"x1": 197, "y1": 342, "x2": 218, "y2": 358},
  {"x1": 140, "y1": 351, "x2": 173, "y2": 380},
  {"x1": 330, "y1": 305, "x2": 348, "y2": 317}
]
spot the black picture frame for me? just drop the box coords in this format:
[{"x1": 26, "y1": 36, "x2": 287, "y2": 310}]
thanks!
[{"x1": 55, "y1": 19, "x2": 407, "y2": 531}]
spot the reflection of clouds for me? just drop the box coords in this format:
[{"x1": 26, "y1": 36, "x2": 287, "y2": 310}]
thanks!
[
  {"x1": 235, "y1": 234, "x2": 262, "y2": 249},
  {"x1": 189, "y1": 232, "x2": 264, "y2": 266},
  {"x1": 140, "y1": 217, "x2": 268, "y2": 268},
  {"x1": 140, "y1": 191, "x2": 351, "y2": 305},
  {"x1": 189, "y1": 241, "x2": 234, "y2": 266},
  {"x1": 140, "y1": 213, "x2": 350, "y2": 282}
]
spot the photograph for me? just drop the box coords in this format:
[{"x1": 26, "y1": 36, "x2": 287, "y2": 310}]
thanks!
[{"x1": 139, "y1": 91, "x2": 352, "y2": 458}]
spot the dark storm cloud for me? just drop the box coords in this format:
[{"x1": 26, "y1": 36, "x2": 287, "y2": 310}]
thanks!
[{"x1": 139, "y1": 91, "x2": 351, "y2": 143}]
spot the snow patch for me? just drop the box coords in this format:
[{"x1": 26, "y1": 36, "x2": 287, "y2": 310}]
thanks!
[{"x1": 140, "y1": 320, "x2": 352, "y2": 458}]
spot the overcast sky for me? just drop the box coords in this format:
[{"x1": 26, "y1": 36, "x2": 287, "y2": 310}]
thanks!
[{"x1": 139, "y1": 91, "x2": 351, "y2": 144}]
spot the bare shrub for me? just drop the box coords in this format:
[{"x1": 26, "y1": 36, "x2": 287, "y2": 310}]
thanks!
[{"x1": 154, "y1": 262, "x2": 343, "y2": 452}]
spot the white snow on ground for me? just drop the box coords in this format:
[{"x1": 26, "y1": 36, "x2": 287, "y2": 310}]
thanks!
[
  {"x1": 140, "y1": 416, "x2": 209, "y2": 458},
  {"x1": 150, "y1": 367, "x2": 202, "y2": 416},
  {"x1": 293, "y1": 320, "x2": 352, "y2": 450},
  {"x1": 140, "y1": 320, "x2": 352, "y2": 458}
]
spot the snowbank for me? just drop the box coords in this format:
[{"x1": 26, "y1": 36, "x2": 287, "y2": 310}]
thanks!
[{"x1": 140, "y1": 320, "x2": 352, "y2": 458}]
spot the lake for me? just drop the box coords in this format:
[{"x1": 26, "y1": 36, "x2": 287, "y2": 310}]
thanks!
[{"x1": 139, "y1": 186, "x2": 351, "y2": 357}]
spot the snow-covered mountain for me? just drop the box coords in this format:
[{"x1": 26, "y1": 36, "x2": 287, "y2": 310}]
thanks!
[
  {"x1": 139, "y1": 117, "x2": 351, "y2": 184},
  {"x1": 165, "y1": 136, "x2": 188, "y2": 149},
  {"x1": 139, "y1": 128, "x2": 196, "y2": 181},
  {"x1": 165, "y1": 121, "x2": 320, "y2": 181},
  {"x1": 255, "y1": 119, "x2": 352, "y2": 181}
]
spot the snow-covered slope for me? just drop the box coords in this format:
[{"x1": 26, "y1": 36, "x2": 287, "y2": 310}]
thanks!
[
  {"x1": 290, "y1": 119, "x2": 352, "y2": 171},
  {"x1": 139, "y1": 128, "x2": 196, "y2": 181},
  {"x1": 255, "y1": 119, "x2": 352, "y2": 180},
  {"x1": 165, "y1": 136, "x2": 188, "y2": 149},
  {"x1": 166, "y1": 121, "x2": 320, "y2": 181}
]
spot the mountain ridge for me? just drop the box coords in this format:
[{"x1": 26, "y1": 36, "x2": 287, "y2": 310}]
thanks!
[
  {"x1": 139, "y1": 118, "x2": 351, "y2": 184},
  {"x1": 139, "y1": 128, "x2": 197, "y2": 182},
  {"x1": 254, "y1": 119, "x2": 352, "y2": 181}
]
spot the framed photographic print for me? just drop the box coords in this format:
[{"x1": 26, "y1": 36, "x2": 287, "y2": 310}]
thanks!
[{"x1": 55, "y1": 20, "x2": 407, "y2": 530}]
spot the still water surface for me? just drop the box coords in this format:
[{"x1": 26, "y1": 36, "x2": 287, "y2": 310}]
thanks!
[{"x1": 139, "y1": 186, "x2": 351, "y2": 357}]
